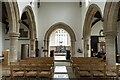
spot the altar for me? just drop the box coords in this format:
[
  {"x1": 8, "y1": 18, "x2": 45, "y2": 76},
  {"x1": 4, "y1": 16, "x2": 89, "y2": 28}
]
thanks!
[
  {"x1": 54, "y1": 53, "x2": 66, "y2": 56},
  {"x1": 55, "y1": 46, "x2": 67, "y2": 53},
  {"x1": 54, "y1": 53, "x2": 66, "y2": 60}
]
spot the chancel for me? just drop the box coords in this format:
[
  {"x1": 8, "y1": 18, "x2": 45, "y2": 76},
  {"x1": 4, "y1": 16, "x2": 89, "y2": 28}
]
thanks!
[{"x1": 1, "y1": 0, "x2": 120, "y2": 79}]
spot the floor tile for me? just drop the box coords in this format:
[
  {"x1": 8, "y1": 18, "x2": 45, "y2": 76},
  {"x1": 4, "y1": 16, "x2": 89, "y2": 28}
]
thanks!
[
  {"x1": 54, "y1": 74, "x2": 69, "y2": 78},
  {"x1": 54, "y1": 66, "x2": 67, "y2": 73}
]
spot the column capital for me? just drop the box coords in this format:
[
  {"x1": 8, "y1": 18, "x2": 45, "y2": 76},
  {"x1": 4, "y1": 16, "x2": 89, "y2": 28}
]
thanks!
[
  {"x1": 9, "y1": 32, "x2": 20, "y2": 37},
  {"x1": 104, "y1": 31, "x2": 117, "y2": 37}
]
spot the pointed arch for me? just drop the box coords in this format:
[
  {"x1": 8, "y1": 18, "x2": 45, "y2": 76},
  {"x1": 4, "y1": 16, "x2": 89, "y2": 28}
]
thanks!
[
  {"x1": 83, "y1": 4, "x2": 102, "y2": 39},
  {"x1": 103, "y1": 1, "x2": 120, "y2": 65},
  {"x1": 21, "y1": 5, "x2": 37, "y2": 57},
  {"x1": 22, "y1": 5, "x2": 36, "y2": 39},
  {"x1": 4, "y1": 1, "x2": 20, "y2": 33},
  {"x1": 103, "y1": 1, "x2": 120, "y2": 34},
  {"x1": 45, "y1": 22, "x2": 76, "y2": 42},
  {"x1": 44, "y1": 22, "x2": 76, "y2": 56},
  {"x1": 3, "y1": 1, "x2": 20, "y2": 62},
  {"x1": 82, "y1": 4, "x2": 102, "y2": 57}
]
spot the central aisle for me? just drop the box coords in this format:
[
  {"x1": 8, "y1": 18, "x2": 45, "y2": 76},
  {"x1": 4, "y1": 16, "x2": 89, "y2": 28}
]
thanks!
[{"x1": 53, "y1": 56, "x2": 76, "y2": 79}]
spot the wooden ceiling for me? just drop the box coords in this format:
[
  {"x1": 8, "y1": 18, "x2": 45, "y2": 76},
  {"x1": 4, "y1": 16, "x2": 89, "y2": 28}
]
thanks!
[
  {"x1": 21, "y1": 12, "x2": 29, "y2": 28},
  {"x1": 94, "y1": 11, "x2": 102, "y2": 19},
  {"x1": 21, "y1": 12, "x2": 27, "y2": 20},
  {"x1": 91, "y1": 11, "x2": 102, "y2": 27}
]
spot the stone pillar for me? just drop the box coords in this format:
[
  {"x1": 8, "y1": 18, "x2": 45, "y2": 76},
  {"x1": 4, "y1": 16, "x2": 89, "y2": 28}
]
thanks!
[
  {"x1": 71, "y1": 41, "x2": 75, "y2": 57},
  {"x1": 83, "y1": 38, "x2": 89, "y2": 57},
  {"x1": 9, "y1": 32, "x2": 19, "y2": 62},
  {"x1": 44, "y1": 40, "x2": 49, "y2": 57},
  {"x1": 30, "y1": 39, "x2": 36, "y2": 57},
  {"x1": 105, "y1": 32, "x2": 116, "y2": 66}
]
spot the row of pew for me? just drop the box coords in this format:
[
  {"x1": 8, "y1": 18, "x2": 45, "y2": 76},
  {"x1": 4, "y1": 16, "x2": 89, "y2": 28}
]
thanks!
[
  {"x1": 6, "y1": 57, "x2": 54, "y2": 78},
  {"x1": 71, "y1": 57, "x2": 120, "y2": 78}
]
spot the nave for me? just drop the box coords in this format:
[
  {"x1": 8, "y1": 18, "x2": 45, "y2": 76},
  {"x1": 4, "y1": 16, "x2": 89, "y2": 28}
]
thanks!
[{"x1": 1, "y1": 2, "x2": 120, "y2": 80}]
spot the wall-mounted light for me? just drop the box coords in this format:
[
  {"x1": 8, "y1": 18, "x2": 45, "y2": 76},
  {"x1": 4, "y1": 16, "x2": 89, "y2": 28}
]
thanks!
[
  {"x1": 30, "y1": 0, "x2": 33, "y2": 5},
  {"x1": 41, "y1": 47, "x2": 43, "y2": 49},
  {"x1": 79, "y1": 2, "x2": 82, "y2": 7},
  {"x1": 38, "y1": 0, "x2": 40, "y2": 8},
  {"x1": 30, "y1": 2, "x2": 32, "y2": 5}
]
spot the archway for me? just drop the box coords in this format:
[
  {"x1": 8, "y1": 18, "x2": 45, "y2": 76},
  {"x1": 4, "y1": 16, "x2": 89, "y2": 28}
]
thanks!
[
  {"x1": 1, "y1": 1, "x2": 20, "y2": 62},
  {"x1": 49, "y1": 29, "x2": 71, "y2": 60},
  {"x1": 83, "y1": 4, "x2": 102, "y2": 57},
  {"x1": 103, "y1": 1, "x2": 120, "y2": 65},
  {"x1": 44, "y1": 22, "x2": 76, "y2": 57},
  {"x1": 20, "y1": 6, "x2": 37, "y2": 58}
]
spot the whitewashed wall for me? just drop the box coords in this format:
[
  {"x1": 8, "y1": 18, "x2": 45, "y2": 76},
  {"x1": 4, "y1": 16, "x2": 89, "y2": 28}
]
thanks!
[{"x1": 38, "y1": 2, "x2": 82, "y2": 56}]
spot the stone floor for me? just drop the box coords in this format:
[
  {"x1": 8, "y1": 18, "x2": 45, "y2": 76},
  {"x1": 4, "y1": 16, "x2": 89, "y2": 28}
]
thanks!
[{"x1": 54, "y1": 55, "x2": 76, "y2": 79}]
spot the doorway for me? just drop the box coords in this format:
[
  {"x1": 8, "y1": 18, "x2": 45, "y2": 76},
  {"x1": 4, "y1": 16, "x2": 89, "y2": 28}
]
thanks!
[{"x1": 21, "y1": 44, "x2": 29, "y2": 59}]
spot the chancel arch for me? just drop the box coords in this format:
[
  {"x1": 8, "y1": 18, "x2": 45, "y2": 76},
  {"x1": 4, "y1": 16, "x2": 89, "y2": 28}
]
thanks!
[{"x1": 44, "y1": 22, "x2": 76, "y2": 57}]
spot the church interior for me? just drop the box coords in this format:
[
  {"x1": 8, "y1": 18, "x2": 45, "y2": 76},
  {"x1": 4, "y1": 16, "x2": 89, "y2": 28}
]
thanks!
[{"x1": 0, "y1": 0, "x2": 120, "y2": 79}]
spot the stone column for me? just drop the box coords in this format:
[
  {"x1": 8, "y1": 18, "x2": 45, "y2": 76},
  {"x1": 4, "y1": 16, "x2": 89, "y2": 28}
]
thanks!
[
  {"x1": 83, "y1": 38, "x2": 89, "y2": 57},
  {"x1": 105, "y1": 31, "x2": 116, "y2": 66},
  {"x1": 9, "y1": 32, "x2": 19, "y2": 62},
  {"x1": 44, "y1": 40, "x2": 49, "y2": 57},
  {"x1": 30, "y1": 39, "x2": 36, "y2": 57},
  {"x1": 71, "y1": 41, "x2": 75, "y2": 57}
]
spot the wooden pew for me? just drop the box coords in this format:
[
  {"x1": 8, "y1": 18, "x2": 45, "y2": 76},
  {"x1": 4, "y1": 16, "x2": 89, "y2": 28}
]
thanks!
[{"x1": 10, "y1": 62, "x2": 26, "y2": 78}]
